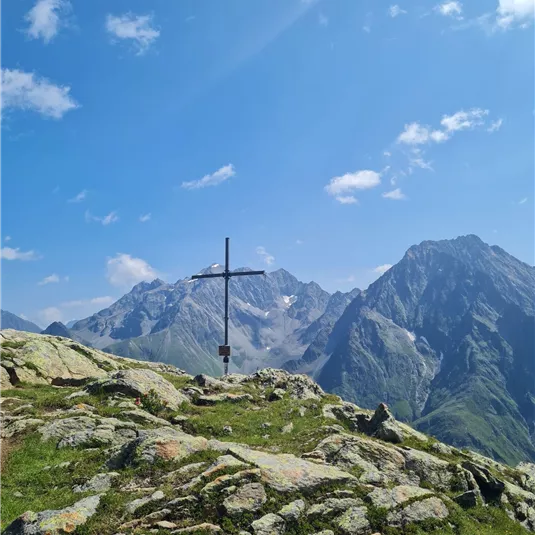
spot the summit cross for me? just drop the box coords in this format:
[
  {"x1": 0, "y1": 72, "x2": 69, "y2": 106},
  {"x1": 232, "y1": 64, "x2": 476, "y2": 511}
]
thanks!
[{"x1": 191, "y1": 237, "x2": 265, "y2": 375}]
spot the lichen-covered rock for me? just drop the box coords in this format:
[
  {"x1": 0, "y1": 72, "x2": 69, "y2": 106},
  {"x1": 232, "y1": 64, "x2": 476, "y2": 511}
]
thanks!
[
  {"x1": 2, "y1": 495, "x2": 100, "y2": 535},
  {"x1": 248, "y1": 368, "x2": 324, "y2": 400},
  {"x1": 126, "y1": 490, "x2": 165, "y2": 514},
  {"x1": 334, "y1": 506, "x2": 370, "y2": 535},
  {"x1": 227, "y1": 444, "x2": 356, "y2": 492},
  {"x1": 194, "y1": 393, "x2": 253, "y2": 406},
  {"x1": 462, "y1": 461, "x2": 505, "y2": 500},
  {"x1": 1, "y1": 418, "x2": 45, "y2": 438},
  {"x1": 366, "y1": 485, "x2": 432, "y2": 510},
  {"x1": 307, "y1": 498, "x2": 362, "y2": 518},
  {"x1": 121, "y1": 409, "x2": 171, "y2": 426},
  {"x1": 223, "y1": 483, "x2": 267, "y2": 515},
  {"x1": 1, "y1": 365, "x2": 12, "y2": 389},
  {"x1": 517, "y1": 462, "x2": 535, "y2": 493},
  {"x1": 277, "y1": 499, "x2": 306, "y2": 522},
  {"x1": 251, "y1": 513, "x2": 285, "y2": 535},
  {"x1": 108, "y1": 427, "x2": 208, "y2": 467},
  {"x1": 387, "y1": 497, "x2": 449, "y2": 526},
  {"x1": 454, "y1": 490, "x2": 480, "y2": 508},
  {"x1": 1, "y1": 330, "x2": 121, "y2": 386},
  {"x1": 73, "y1": 472, "x2": 120, "y2": 493},
  {"x1": 86, "y1": 368, "x2": 189, "y2": 409},
  {"x1": 200, "y1": 469, "x2": 262, "y2": 498},
  {"x1": 170, "y1": 523, "x2": 222, "y2": 533}
]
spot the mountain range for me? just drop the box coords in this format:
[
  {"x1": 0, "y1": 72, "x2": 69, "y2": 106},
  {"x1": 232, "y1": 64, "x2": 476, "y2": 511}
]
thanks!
[
  {"x1": 1, "y1": 310, "x2": 41, "y2": 334},
  {"x1": 3, "y1": 234, "x2": 534, "y2": 464}
]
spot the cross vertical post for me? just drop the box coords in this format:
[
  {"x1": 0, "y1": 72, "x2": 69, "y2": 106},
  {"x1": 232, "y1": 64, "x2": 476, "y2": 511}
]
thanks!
[{"x1": 191, "y1": 238, "x2": 265, "y2": 375}]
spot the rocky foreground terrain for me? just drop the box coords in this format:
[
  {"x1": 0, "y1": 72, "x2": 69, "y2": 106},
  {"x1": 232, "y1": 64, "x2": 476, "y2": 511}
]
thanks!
[{"x1": 1, "y1": 330, "x2": 535, "y2": 534}]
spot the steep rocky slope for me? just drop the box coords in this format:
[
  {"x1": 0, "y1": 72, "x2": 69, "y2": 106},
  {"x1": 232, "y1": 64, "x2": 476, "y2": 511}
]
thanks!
[
  {"x1": 69, "y1": 269, "x2": 345, "y2": 377},
  {"x1": 306, "y1": 235, "x2": 535, "y2": 465},
  {"x1": 2, "y1": 330, "x2": 535, "y2": 534}
]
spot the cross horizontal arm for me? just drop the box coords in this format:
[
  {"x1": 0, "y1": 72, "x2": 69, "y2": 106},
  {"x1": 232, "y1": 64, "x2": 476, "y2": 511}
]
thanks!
[
  {"x1": 191, "y1": 273, "x2": 226, "y2": 280},
  {"x1": 228, "y1": 270, "x2": 265, "y2": 277}
]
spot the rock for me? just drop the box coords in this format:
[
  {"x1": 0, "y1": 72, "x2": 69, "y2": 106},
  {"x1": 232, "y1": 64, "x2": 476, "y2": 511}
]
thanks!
[
  {"x1": 194, "y1": 393, "x2": 253, "y2": 406},
  {"x1": 125, "y1": 490, "x2": 165, "y2": 514},
  {"x1": 161, "y1": 462, "x2": 208, "y2": 482},
  {"x1": 200, "y1": 469, "x2": 262, "y2": 498},
  {"x1": 462, "y1": 461, "x2": 505, "y2": 501},
  {"x1": 307, "y1": 498, "x2": 362, "y2": 518},
  {"x1": 268, "y1": 389, "x2": 285, "y2": 402},
  {"x1": 193, "y1": 374, "x2": 235, "y2": 390},
  {"x1": 334, "y1": 506, "x2": 370, "y2": 535},
  {"x1": 167, "y1": 495, "x2": 198, "y2": 516},
  {"x1": 251, "y1": 513, "x2": 285, "y2": 535},
  {"x1": 223, "y1": 425, "x2": 233, "y2": 435},
  {"x1": 281, "y1": 422, "x2": 293, "y2": 434},
  {"x1": 73, "y1": 472, "x2": 120, "y2": 493},
  {"x1": 108, "y1": 427, "x2": 208, "y2": 468},
  {"x1": 1, "y1": 418, "x2": 44, "y2": 438},
  {"x1": 454, "y1": 490, "x2": 480, "y2": 508},
  {"x1": 249, "y1": 368, "x2": 324, "y2": 400},
  {"x1": 366, "y1": 485, "x2": 432, "y2": 510},
  {"x1": 39, "y1": 416, "x2": 136, "y2": 449},
  {"x1": 311, "y1": 531, "x2": 334, "y2": 535},
  {"x1": 142, "y1": 508, "x2": 172, "y2": 523},
  {"x1": 86, "y1": 369, "x2": 189, "y2": 409},
  {"x1": 277, "y1": 499, "x2": 306, "y2": 522},
  {"x1": 226, "y1": 444, "x2": 356, "y2": 493},
  {"x1": 517, "y1": 462, "x2": 535, "y2": 493},
  {"x1": 13, "y1": 491, "x2": 24, "y2": 498},
  {"x1": 2, "y1": 495, "x2": 100, "y2": 535},
  {"x1": 170, "y1": 523, "x2": 222, "y2": 533},
  {"x1": 387, "y1": 496, "x2": 449, "y2": 527},
  {"x1": 368, "y1": 403, "x2": 404, "y2": 443},
  {"x1": 430, "y1": 442, "x2": 456, "y2": 456},
  {"x1": 222, "y1": 482, "x2": 267, "y2": 515},
  {"x1": 156, "y1": 520, "x2": 178, "y2": 529},
  {"x1": 1, "y1": 366, "x2": 12, "y2": 390},
  {"x1": 121, "y1": 409, "x2": 171, "y2": 426}
]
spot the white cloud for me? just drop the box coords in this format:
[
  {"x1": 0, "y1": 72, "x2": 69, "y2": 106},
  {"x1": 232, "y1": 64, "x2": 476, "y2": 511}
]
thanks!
[
  {"x1": 389, "y1": 5, "x2": 407, "y2": 17},
  {"x1": 62, "y1": 296, "x2": 115, "y2": 308},
  {"x1": 256, "y1": 246, "x2": 275, "y2": 266},
  {"x1": 181, "y1": 164, "x2": 236, "y2": 190},
  {"x1": 436, "y1": 1, "x2": 463, "y2": 18},
  {"x1": 440, "y1": 108, "x2": 489, "y2": 132},
  {"x1": 1, "y1": 247, "x2": 38, "y2": 261},
  {"x1": 106, "y1": 13, "x2": 160, "y2": 55},
  {"x1": 373, "y1": 264, "x2": 393, "y2": 275},
  {"x1": 85, "y1": 210, "x2": 119, "y2": 226},
  {"x1": 1, "y1": 68, "x2": 79, "y2": 119},
  {"x1": 497, "y1": 0, "x2": 535, "y2": 28},
  {"x1": 383, "y1": 151, "x2": 392, "y2": 158},
  {"x1": 5, "y1": 236, "x2": 12, "y2": 242},
  {"x1": 38, "y1": 274, "x2": 60, "y2": 285},
  {"x1": 25, "y1": 0, "x2": 70, "y2": 43},
  {"x1": 319, "y1": 12, "x2": 329, "y2": 25},
  {"x1": 519, "y1": 197, "x2": 528, "y2": 204},
  {"x1": 336, "y1": 195, "x2": 358, "y2": 204},
  {"x1": 487, "y1": 118, "x2": 504, "y2": 132},
  {"x1": 106, "y1": 253, "x2": 158, "y2": 288},
  {"x1": 139, "y1": 213, "x2": 151, "y2": 223},
  {"x1": 38, "y1": 306, "x2": 62, "y2": 325},
  {"x1": 68, "y1": 189, "x2": 87, "y2": 203},
  {"x1": 397, "y1": 122, "x2": 432, "y2": 145},
  {"x1": 382, "y1": 188, "x2": 407, "y2": 200},
  {"x1": 325, "y1": 170, "x2": 381, "y2": 203}
]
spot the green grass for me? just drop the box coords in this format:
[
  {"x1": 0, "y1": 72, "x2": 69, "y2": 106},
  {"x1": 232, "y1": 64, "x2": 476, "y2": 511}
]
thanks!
[
  {"x1": 1, "y1": 434, "x2": 107, "y2": 529},
  {"x1": 1, "y1": 340, "x2": 26, "y2": 350}
]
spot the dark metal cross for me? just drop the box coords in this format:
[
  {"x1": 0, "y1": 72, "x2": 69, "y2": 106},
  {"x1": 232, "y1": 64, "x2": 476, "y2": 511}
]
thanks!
[{"x1": 191, "y1": 237, "x2": 265, "y2": 375}]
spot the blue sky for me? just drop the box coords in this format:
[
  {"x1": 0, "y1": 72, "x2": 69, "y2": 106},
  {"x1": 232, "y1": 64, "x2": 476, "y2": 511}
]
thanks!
[{"x1": 2, "y1": 0, "x2": 534, "y2": 327}]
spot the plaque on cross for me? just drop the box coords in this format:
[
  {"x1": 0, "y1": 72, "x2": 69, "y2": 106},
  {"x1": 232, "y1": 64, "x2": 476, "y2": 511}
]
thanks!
[{"x1": 191, "y1": 238, "x2": 265, "y2": 375}]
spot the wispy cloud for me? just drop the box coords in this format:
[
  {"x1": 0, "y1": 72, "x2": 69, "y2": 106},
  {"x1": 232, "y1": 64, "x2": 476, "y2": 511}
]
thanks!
[
  {"x1": 382, "y1": 188, "x2": 407, "y2": 200},
  {"x1": 389, "y1": 5, "x2": 407, "y2": 17},
  {"x1": 106, "y1": 13, "x2": 160, "y2": 55},
  {"x1": 373, "y1": 264, "x2": 393, "y2": 275},
  {"x1": 85, "y1": 210, "x2": 119, "y2": 226},
  {"x1": 487, "y1": 118, "x2": 504, "y2": 132},
  {"x1": 106, "y1": 253, "x2": 158, "y2": 288},
  {"x1": 1, "y1": 247, "x2": 39, "y2": 261},
  {"x1": 496, "y1": 0, "x2": 534, "y2": 29},
  {"x1": 256, "y1": 246, "x2": 275, "y2": 266},
  {"x1": 139, "y1": 213, "x2": 151, "y2": 223},
  {"x1": 296, "y1": 239, "x2": 304, "y2": 245},
  {"x1": 37, "y1": 295, "x2": 115, "y2": 326},
  {"x1": 1, "y1": 68, "x2": 79, "y2": 119},
  {"x1": 318, "y1": 12, "x2": 329, "y2": 25},
  {"x1": 4, "y1": 236, "x2": 12, "y2": 242},
  {"x1": 38, "y1": 274, "x2": 60, "y2": 285},
  {"x1": 325, "y1": 170, "x2": 381, "y2": 204},
  {"x1": 519, "y1": 197, "x2": 528, "y2": 205},
  {"x1": 435, "y1": 1, "x2": 463, "y2": 19},
  {"x1": 24, "y1": 0, "x2": 70, "y2": 43},
  {"x1": 181, "y1": 164, "x2": 236, "y2": 190},
  {"x1": 68, "y1": 189, "x2": 87, "y2": 203},
  {"x1": 62, "y1": 296, "x2": 115, "y2": 308}
]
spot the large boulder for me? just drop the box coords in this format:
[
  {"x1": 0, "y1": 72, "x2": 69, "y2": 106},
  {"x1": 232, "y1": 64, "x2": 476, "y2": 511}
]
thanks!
[
  {"x1": 1, "y1": 330, "x2": 121, "y2": 386},
  {"x1": 222, "y1": 483, "x2": 267, "y2": 515},
  {"x1": 226, "y1": 444, "x2": 356, "y2": 493},
  {"x1": 247, "y1": 368, "x2": 324, "y2": 400},
  {"x1": 366, "y1": 485, "x2": 432, "y2": 510},
  {"x1": 386, "y1": 497, "x2": 449, "y2": 527},
  {"x1": 2, "y1": 495, "x2": 100, "y2": 535},
  {"x1": 86, "y1": 368, "x2": 189, "y2": 409},
  {"x1": 108, "y1": 427, "x2": 208, "y2": 468}
]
